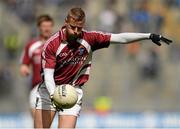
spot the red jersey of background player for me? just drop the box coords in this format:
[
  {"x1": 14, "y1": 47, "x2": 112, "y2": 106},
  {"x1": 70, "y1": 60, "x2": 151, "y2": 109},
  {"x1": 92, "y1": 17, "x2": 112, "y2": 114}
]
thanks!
[
  {"x1": 41, "y1": 27, "x2": 111, "y2": 86},
  {"x1": 21, "y1": 37, "x2": 44, "y2": 88}
]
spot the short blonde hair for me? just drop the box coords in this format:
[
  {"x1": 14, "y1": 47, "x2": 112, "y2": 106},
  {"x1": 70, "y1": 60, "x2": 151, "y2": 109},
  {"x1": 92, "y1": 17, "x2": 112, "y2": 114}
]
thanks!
[{"x1": 66, "y1": 7, "x2": 85, "y2": 23}]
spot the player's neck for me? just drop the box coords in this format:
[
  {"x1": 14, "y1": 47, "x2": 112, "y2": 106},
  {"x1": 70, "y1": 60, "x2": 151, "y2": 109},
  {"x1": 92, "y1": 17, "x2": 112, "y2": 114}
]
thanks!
[{"x1": 40, "y1": 35, "x2": 49, "y2": 42}]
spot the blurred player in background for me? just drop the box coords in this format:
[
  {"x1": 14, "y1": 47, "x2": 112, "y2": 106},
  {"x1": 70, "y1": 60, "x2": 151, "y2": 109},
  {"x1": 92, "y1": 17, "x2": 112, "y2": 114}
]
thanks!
[
  {"x1": 20, "y1": 14, "x2": 54, "y2": 118},
  {"x1": 34, "y1": 7, "x2": 172, "y2": 128}
]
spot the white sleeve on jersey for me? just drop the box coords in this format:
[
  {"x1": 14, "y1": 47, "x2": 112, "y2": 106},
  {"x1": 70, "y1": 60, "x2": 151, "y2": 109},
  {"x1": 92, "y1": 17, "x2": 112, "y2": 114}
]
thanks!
[
  {"x1": 110, "y1": 33, "x2": 151, "y2": 44},
  {"x1": 44, "y1": 68, "x2": 56, "y2": 96}
]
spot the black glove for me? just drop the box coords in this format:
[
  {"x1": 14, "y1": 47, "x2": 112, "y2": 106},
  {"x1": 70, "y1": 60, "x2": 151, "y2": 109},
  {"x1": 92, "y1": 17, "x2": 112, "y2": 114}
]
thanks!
[
  {"x1": 150, "y1": 33, "x2": 172, "y2": 46},
  {"x1": 50, "y1": 95, "x2": 64, "y2": 112}
]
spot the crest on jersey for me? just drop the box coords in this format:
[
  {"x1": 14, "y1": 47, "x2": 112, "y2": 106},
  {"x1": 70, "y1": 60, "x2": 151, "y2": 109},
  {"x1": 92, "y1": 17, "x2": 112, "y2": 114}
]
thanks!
[{"x1": 79, "y1": 47, "x2": 85, "y2": 55}]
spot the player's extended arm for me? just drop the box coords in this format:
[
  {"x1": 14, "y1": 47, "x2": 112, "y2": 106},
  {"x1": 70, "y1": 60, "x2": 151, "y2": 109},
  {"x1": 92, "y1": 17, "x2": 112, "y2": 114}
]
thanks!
[
  {"x1": 110, "y1": 33, "x2": 172, "y2": 46},
  {"x1": 44, "y1": 68, "x2": 63, "y2": 111}
]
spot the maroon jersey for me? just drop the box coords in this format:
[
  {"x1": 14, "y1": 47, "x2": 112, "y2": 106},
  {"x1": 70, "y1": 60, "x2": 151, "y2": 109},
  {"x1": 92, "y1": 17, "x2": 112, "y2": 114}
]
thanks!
[
  {"x1": 42, "y1": 28, "x2": 111, "y2": 86},
  {"x1": 21, "y1": 38, "x2": 44, "y2": 88}
]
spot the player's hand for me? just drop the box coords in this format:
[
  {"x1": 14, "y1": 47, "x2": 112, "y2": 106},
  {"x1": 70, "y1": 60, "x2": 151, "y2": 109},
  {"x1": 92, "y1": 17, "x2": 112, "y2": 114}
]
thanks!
[
  {"x1": 150, "y1": 33, "x2": 172, "y2": 46},
  {"x1": 20, "y1": 65, "x2": 30, "y2": 76},
  {"x1": 50, "y1": 95, "x2": 64, "y2": 112}
]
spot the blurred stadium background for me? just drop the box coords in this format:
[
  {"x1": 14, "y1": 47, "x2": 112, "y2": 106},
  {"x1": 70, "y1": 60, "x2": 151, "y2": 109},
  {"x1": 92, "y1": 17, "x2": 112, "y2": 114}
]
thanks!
[{"x1": 0, "y1": 0, "x2": 180, "y2": 128}]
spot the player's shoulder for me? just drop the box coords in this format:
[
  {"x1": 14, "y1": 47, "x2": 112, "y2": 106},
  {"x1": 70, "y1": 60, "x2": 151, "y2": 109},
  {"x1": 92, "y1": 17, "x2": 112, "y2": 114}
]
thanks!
[
  {"x1": 43, "y1": 31, "x2": 61, "y2": 50},
  {"x1": 27, "y1": 38, "x2": 40, "y2": 45},
  {"x1": 83, "y1": 29, "x2": 111, "y2": 36},
  {"x1": 25, "y1": 37, "x2": 41, "y2": 47},
  {"x1": 45, "y1": 31, "x2": 60, "y2": 45}
]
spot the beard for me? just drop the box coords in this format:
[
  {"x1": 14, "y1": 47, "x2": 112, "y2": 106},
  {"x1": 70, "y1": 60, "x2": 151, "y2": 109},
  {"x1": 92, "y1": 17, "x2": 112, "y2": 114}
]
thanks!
[
  {"x1": 68, "y1": 34, "x2": 78, "y2": 41},
  {"x1": 66, "y1": 32, "x2": 81, "y2": 43}
]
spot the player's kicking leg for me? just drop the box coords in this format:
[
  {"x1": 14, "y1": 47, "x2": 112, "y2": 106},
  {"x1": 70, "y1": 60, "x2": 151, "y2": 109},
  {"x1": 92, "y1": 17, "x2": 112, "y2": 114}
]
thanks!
[
  {"x1": 58, "y1": 115, "x2": 77, "y2": 128},
  {"x1": 34, "y1": 109, "x2": 56, "y2": 128}
]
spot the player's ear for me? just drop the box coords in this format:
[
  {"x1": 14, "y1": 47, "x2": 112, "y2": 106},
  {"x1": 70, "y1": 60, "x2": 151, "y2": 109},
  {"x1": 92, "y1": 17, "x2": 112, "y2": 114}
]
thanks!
[
  {"x1": 64, "y1": 22, "x2": 67, "y2": 26},
  {"x1": 64, "y1": 18, "x2": 68, "y2": 24}
]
